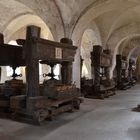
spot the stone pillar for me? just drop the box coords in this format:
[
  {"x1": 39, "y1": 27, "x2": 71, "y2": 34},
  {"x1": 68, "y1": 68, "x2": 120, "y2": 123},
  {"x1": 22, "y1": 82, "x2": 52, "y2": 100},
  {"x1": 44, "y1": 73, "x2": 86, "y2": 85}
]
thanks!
[{"x1": 25, "y1": 25, "x2": 40, "y2": 97}]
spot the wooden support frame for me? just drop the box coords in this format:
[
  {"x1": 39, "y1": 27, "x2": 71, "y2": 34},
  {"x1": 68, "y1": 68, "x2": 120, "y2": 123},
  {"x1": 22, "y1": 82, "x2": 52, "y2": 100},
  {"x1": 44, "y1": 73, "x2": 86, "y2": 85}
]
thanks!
[
  {"x1": 0, "y1": 26, "x2": 81, "y2": 124},
  {"x1": 24, "y1": 26, "x2": 77, "y2": 98},
  {"x1": 116, "y1": 54, "x2": 131, "y2": 90},
  {"x1": 82, "y1": 45, "x2": 115, "y2": 99}
]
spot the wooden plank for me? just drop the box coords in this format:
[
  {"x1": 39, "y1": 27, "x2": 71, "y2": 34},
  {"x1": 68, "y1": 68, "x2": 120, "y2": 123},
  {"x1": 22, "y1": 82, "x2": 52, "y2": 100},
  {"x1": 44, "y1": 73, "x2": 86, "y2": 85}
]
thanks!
[
  {"x1": 0, "y1": 100, "x2": 9, "y2": 107},
  {"x1": 23, "y1": 38, "x2": 77, "y2": 61},
  {"x1": 0, "y1": 45, "x2": 25, "y2": 66},
  {"x1": 27, "y1": 97, "x2": 80, "y2": 110}
]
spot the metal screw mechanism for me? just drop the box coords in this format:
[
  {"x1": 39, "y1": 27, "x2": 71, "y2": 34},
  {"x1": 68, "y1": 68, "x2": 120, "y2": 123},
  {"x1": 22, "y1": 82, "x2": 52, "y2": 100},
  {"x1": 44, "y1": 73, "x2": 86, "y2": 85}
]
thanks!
[
  {"x1": 11, "y1": 66, "x2": 22, "y2": 79},
  {"x1": 43, "y1": 64, "x2": 56, "y2": 80}
]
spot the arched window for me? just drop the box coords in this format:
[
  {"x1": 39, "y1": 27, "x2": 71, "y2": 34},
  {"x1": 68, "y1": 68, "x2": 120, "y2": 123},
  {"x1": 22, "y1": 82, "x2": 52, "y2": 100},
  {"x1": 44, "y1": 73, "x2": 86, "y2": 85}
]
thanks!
[{"x1": 81, "y1": 29, "x2": 99, "y2": 79}]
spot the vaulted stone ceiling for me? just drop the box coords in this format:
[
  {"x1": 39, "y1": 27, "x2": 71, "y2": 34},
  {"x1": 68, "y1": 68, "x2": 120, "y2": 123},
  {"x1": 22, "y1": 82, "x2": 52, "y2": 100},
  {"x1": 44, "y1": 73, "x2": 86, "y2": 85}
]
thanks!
[
  {"x1": 2, "y1": 0, "x2": 140, "y2": 85},
  {"x1": 118, "y1": 36, "x2": 140, "y2": 60},
  {"x1": 1, "y1": 0, "x2": 140, "y2": 53}
]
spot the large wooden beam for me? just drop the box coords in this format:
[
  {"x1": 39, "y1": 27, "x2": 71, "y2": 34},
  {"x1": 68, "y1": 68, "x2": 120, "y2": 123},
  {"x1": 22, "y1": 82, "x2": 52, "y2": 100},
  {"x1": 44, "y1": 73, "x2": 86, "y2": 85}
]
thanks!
[
  {"x1": 91, "y1": 45, "x2": 102, "y2": 93},
  {"x1": 61, "y1": 62, "x2": 72, "y2": 84},
  {"x1": 25, "y1": 26, "x2": 41, "y2": 97},
  {"x1": 0, "y1": 33, "x2": 4, "y2": 44},
  {"x1": 60, "y1": 38, "x2": 73, "y2": 84},
  {"x1": 0, "y1": 45, "x2": 24, "y2": 66}
]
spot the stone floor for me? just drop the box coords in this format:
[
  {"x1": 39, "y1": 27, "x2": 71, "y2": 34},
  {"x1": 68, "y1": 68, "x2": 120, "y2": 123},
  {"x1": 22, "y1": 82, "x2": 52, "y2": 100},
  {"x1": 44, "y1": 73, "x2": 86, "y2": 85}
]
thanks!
[{"x1": 1, "y1": 85, "x2": 140, "y2": 140}]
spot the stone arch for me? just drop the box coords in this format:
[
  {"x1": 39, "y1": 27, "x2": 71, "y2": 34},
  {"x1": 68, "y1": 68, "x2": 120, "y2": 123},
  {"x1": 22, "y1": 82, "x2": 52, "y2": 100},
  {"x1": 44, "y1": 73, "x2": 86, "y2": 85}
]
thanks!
[
  {"x1": 105, "y1": 5, "x2": 140, "y2": 43},
  {"x1": 128, "y1": 46, "x2": 140, "y2": 62},
  {"x1": 122, "y1": 38, "x2": 140, "y2": 60},
  {"x1": 115, "y1": 38, "x2": 140, "y2": 70},
  {"x1": 71, "y1": 0, "x2": 137, "y2": 42},
  {"x1": 1, "y1": 14, "x2": 54, "y2": 83},
  {"x1": 106, "y1": 23, "x2": 140, "y2": 51},
  {"x1": 72, "y1": 21, "x2": 102, "y2": 87},
  {"x1": 4, "y1": 14, "x2": 54, "y2": 43},
  {"x1": 0, "y1": 0, "x2": 34, "y2": 32},
  {"x1": 112, "y1": 36, "x2": 140, "y2": 68},
  {"x1": 106, "y1": 23, "x2": 140, "y2": 78},
  {"x1": 72, "y1": 20, "x2": 102, "y2": 47},
  {"x1": 110, "y1": 35, "x2": 140, "y2": 78},
  {"x1": 16, "y1": 0, "x2": 65, "y2": 41},
  {"x1": 81, "y1": 29, "x2": 100, "y2": 79}
]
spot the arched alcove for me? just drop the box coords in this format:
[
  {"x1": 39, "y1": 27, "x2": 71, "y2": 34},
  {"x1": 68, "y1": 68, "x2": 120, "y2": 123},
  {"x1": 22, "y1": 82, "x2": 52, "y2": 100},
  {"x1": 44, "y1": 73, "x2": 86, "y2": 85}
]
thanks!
[
  {"x1": 109, "y1": 34, "x2": 140, "y2": 78},
  {"x1": 3, "y1": 14, "x2": 54, "y2": 42},
  {"x1": 1, "y1": 14, "x2": 55, "y2": 83},
  {"x1": 81, "y1": 29, "x2": 100, "y2": 79}
]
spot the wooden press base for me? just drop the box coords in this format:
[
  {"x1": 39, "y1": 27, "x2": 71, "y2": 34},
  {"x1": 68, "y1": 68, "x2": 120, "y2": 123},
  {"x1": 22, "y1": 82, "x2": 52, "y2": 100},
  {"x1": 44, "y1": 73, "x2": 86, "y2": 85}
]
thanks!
[
  {"x1": 84, "y1": 88, "x2": 116, "y2": 100},
  {"x1": 10, "y1": 97, "x2": 82, "y2": 125}
]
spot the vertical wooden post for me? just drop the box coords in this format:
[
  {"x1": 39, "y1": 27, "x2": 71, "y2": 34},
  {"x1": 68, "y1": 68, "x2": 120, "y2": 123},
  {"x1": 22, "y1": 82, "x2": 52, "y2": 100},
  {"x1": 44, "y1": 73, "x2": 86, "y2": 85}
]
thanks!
[
  {"x1": 61, "y1": 62, "x2": 67, "y2": 84},
  {"x1": 25, "y1": 26, "x2": 41, "y2": 97},
  {"x1": 0, "y1": 33, "x2": 4, "y2": 44},
  {"x1": 0, "y1": 33, "x2": 3, "y2": 82},
  {"x1": 91, "y1": 53, "x2": 94, "y2": 84},
  {"x1": 80, "y1": 56, "x2": 83, "y2": 78},
  {"x1": 61, "y1": 62, "x2": 72, "y2": 84},
  {"x1": 67, "y1": 62, "x2": 72, "y2": 84},
  {"x1": 128, "y1": 59, "x2": 133, "y2": 81},
  {"x1": 60, "y1": 38, "x2": 73, "y2": 84},
  {"x1": 104, "y1": 50, "x2": 111, "y2": 81},
  {"x1": 116, "y1": 54, "x2": 122, "y2": 87},
  {"x1": 91, "y1": 45, "x2": 102, "y2": 93}
]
